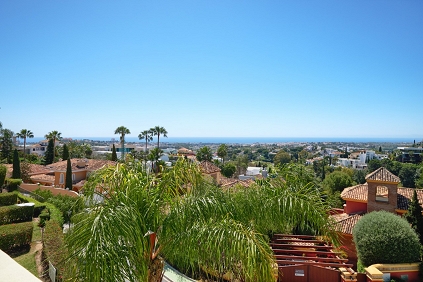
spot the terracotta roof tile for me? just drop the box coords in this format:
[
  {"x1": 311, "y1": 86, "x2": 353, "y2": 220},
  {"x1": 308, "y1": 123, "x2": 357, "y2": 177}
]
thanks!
[
  {"x1": 30, "y1": 174, "x2": 55, "y2": 183},
  {"x1": 335, "y1": 214, "x2": 363, "y2": 234},
  {"x1": 365, "y1": 167, "x2": 400, "y2": 183},
  {"x1": 341, "y1": 183, "x2": 368, "y2": 202},
  {"x1": 397, "y1": 188, "x2": 423, "y2": 210},
  {"x1": 199, "y1": 161, "x2": 221, "y2": 174},
  {"x1": 47, "y1": 159, "x2": 117, "y2": 171}
]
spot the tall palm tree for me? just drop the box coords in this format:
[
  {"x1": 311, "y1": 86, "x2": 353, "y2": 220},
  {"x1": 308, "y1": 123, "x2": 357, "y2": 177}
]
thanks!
[
  {"x1": 16, "y1": 129, "x2": 34, "y2": 158},
  {"x1": 66, "y1": 160, "x2": 338, "y2": 282},
  {"x1": 45, "y1": 130, "x2": 62, "y2": 162},
  {"x1": 150, "y1": 126, "x2": 167, "y2": 150},
  {"x1": 138, "y1": 130, "x2": 153, "y2": 156},
  {"x1": 114, "y1": 126, "x2": 130, "y2": 161}
]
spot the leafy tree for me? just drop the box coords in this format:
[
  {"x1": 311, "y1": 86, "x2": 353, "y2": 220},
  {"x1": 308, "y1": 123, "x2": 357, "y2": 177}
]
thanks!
[
  {"x1": 353, "y1": 211, "x2": 420, "y2": 266},
  {"x1": 12, "y1": 149, "x2": 21, "y2": 179},
  {"x1": 367, "y1": 159, "x2": 381, "y2": 172},
  {"x1": 399, "y1": 163, "x2": 417, "y2": 188},
  {"x1": 0, "y1": 164, "x2": 6, "y2": 187},
  {"x1": 62, "y1": 143, "x2": 70, "y2": 160},
  {"x1": 150, "y1": 126, "x2": 168, "y2": 150},
  {"x1": 273, "y1": 150, "x2": 291, "y2": 166},
  {"x1": 221, "y1": 163, "x2": 236, "y2": 178},
  {"x1": 65, "y1": 158, "x2": 73, "y2": 190},
  {"x1": 196, "y1": 146, "x2": 213, "y2": 162},
  {"x1": 323, "y1": 171, "x2": 354, "y2": 194},
  {"x1": 416, "y1": 168, "x2": 423, "y2": 188},
  {"x1": 44, "y1": 138, "x2": 55, "y2": 165},
  {"x1": 66, "y1": 159, "x2": 339, "y2": 282},
  {"x1": 114, "y1": 126, "x2": 130, "y2": 161},
  {"x1": 111, "y1": 144, "x2": 117, "y2": 161},
  {"x1": 404, "y1": 190, "x2": 423, "y2": 245},
  {"x1": 235, "y1": 155, "x2": 248, "y2": 176},
  {"x1": 352, "y1": 169, "x2": 367, "y2": 184},
  {"x1": 217, "y1": 144, "x2": 228, "y2": 164},
  {"x1": 0, "y1": 128, "x2": 14, "y2": 163},
  {"x1": 16, "y1": 129, "x2": 34, "y2": 158},
  {"x1": 378, "y1": 146, "x2": 382, "y2": 153}
]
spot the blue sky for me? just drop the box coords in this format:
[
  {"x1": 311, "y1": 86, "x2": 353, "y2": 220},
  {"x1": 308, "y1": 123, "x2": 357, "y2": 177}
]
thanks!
[{"x1": 1, "y1": 1, "x2": 422, "y2": 139}]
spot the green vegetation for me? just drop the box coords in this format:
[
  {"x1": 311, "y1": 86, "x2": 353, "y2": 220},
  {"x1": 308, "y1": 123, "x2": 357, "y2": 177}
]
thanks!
[
  {"x1": 12, "y1": 149, "x2": 21, "y2": 179},
  {"x1": 0, "y1": 164, "x2": 6, "y2": 187},
  {"x1": 65, "y1": 159, "x2": 337, "y2": 282},
  {"x1": 44, "y1": 138, "x2": 55, "y2": 165},
  {"x1": 404, "y1": 189, "x2": 423, "y2": 245},
  {"x1": 150, "y1": 125, "x2": 168, "y2": 150},
  {"x1": 6, "y1": 178, "x2": 22, "y2": 192},
  {"x1": 0, "y1": 221, "x2": 33, "y2": 251},
  {"x1": 62, "y1": 143, "x2": 69, "y2": 160},
  {"x1": 115, "y1": 126, "x2": 131, "y2": 161},
  {"x1": 65, "y1": 158, "x2": 73, "y2": 190},
  {"x1": 16, "y1": 129, "x2": 34, "y2": 159},
  {"x1": 196, "y1": 146, "x2": 213, "y2": 162},
  {"x1": 111, "y1": 144, "x2": 117, "y2": 161},
  {"x1": 353, "y1": 211, "x2": 420, "y2": 266}
]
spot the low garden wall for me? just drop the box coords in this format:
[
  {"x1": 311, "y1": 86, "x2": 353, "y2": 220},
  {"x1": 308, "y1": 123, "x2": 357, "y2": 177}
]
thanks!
[{"x1": 20, "y1": 183, "x2": 79, "y2": 198}]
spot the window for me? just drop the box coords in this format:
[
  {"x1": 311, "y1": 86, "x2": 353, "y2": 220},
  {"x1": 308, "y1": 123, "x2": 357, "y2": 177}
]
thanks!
[
  {"x1": 59, "y1": 173, "x2": 64, "y2": 184},
  {"x1": 376, "y1": 186, "x2": 389, "y2": 202},
  {"x1": 72, "y1": 173, "x2": 75, "y2": 181}
]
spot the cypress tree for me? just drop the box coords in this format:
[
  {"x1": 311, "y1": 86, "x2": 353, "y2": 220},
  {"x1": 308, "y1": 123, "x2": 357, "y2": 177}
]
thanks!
[
  {"x1": 111, "y1": 144, "x2": 117, "y2": 161},
  {"x1": 12, "y1": 149, "x2": 21, "y2": 179},
  {"x1": 44, "y1": 139, "x2": 55, "y2": 165},
  {"x1": 62, "y1": 143, "x2": 70, "y2": 160},
  {"x1": 65, "y1": 158, "x2": 73, "y2": 190},
  {"x1": 404, "y1": 190, "x2": 423, "y2": 245}
]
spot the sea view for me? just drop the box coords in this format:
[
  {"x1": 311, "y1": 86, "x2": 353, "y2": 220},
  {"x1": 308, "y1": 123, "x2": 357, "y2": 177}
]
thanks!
[{"x1": 26, "y1": 136, "x2": 417, "y2": 144}]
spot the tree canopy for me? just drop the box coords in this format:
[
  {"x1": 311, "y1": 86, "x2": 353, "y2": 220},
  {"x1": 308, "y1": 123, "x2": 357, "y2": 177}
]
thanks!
[
  {"x1": 273, "y1": 150, "x2": 291, "y2": 166},
  {"x1": 353, "y1": 211, "x2": 420, "y2": 266},
  {"x1": 196, "y1": 146, "x2": 213, "y2": 162}
]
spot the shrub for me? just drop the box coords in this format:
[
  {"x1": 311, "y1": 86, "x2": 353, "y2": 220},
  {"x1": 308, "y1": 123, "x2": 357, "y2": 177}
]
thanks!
[
  {"x1": 0, "y1": 192, "x2": 17, "y2": 206},
  {"x1": 0, "y1": 164, "x2": 6, "y2": 188},
  {"x1": 17, "y1": 194, "x2": 46, "y2": 217},
  {"x1": 6, "y1": 178, "x2": 22, "y2": 192},
  {"x1": 43, "y1": 219, "x2": 68, "y2": 280},
  {"x1": 0, "y1": 221, "x2": 33, "y2": 250},
  {"x1": 0, "y1": 205, "x2": 34, "y2": 225},
  {"x1": 353, "y1": 211, "x2": 420, "y2": 266}
]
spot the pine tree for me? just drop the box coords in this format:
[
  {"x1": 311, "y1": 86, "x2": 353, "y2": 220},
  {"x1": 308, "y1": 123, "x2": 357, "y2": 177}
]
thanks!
[
  {"x1": 44, "y1": 139, "x2": 55, "y2": 165},
  {"x1": 404, "y1": 189, "x2": 423, "y2": 245},
  {"x1": 62, "y1": 144, "x2": 70, "y2": 160},
  {"x1": 65, "y1": 158, "x2": 73, "y2": 190},
  {"x1": 111, "y1": 144, "x2": 117, "y2": 161},
  {"x1": 12, "y1": 149, "x2": 21, "y2": 179}
]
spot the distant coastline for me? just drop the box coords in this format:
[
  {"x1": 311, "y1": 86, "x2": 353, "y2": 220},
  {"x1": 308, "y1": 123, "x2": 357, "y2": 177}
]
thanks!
[{"x1": 25, "y1": 137, "x2": 418, "y2": 144}]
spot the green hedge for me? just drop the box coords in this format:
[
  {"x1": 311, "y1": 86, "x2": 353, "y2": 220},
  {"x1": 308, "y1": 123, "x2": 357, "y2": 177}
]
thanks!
[
  {"x1": 0, "y1": 164, "x2": 6, "y2": 187},
  {"x1": 44, "y1": 219, "x2": 68, "y2": 280},
  {"x1": 6, "y1": 178, "x2": 22, "y2": 192},
  {"x1": 0, "y1": 221, "x2": 33, "y2": 250},
  {"x1": 17, "y1": 194, "x2": 46, "y2": 217},
  {"x1": 0, "y1": 192, "x2": 17, "y2": 206},
  {"x1": 353, "y1": 210, "x2": 420, "y2": 266},
  {"x1": 0, "y1": 205, "x2": 34, "y2": 225}
]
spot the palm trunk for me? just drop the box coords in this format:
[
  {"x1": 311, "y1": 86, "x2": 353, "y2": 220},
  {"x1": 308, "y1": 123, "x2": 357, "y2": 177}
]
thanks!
[
  {"x1": 148, "y1": 257, "x2": 164, "y2": 282},
  {"x1": 23, "y1": 138, "x2": 26, "y2": 159}
]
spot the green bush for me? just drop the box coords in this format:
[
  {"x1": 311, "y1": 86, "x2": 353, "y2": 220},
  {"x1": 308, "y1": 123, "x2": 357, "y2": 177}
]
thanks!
[
  {"x1": 17, "y1": 194, "x2": 46, "y2": 217},
  {"x1": 6, "y1": 178, "x2": 22, "y2": 192},
  {"x1": 0, "y1": 164, "x2": 6, "y2": 188},
  {"x1": 0, "y1": 205, "x2": 34, "y2": 225},
  {"x1": 0, "y1": 192, "x2": 17, "y2": 206},
  {"x1": 353, "y1": 211, "x2": 420, "y2": 266},
  {"x1": 44, "y1": 219, "x2": 68, "y2": 280},
  {"x1": 40, "y1": 209, "x2": 50, "y2": 221},
  {"x1": 0, "y1": 221, "x2": 33, "y2": 250}
]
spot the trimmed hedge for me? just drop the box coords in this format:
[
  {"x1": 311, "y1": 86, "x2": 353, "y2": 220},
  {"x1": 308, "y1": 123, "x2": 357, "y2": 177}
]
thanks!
[
  {"x1": 0, "y1": 164, "x2": 6, "y2": 187},
  {"x1": 44, "y1": 219, "x2": 68, "y2": 280},
  {"x1": 0, "y1": 205, "x2": 34, "y2": 225},
  {"x1": 353, "y1": 210, "x2": 420, "y2": 266},
  {"x1": 17, "y1": 194, "x2": 46, "y2": 218},
  {"x1": 0, "y1": 221, "x2": 33, "y2": 250},
  {"x1": 7, "y1": 178, "x2": 22, "y2": 192},
  {"x1": 0, "y1": 192, "x2": 17, "y2": 206}
]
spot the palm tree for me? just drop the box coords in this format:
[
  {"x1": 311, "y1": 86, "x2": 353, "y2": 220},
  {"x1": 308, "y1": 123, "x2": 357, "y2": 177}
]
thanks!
[
  {"x1": 66, "y1": 160, "x2": 338, "y2": 282},
  {"x1": 150, "y1": 126, "x2": 167, "y2": 150},
  {"x1": 114, "y1": 126, "x2": 130, "y2": 161},
  {"x1": 45, "y1": 130, "x2": 62, "y2": 162},
  {"x1": 217, "y1": 144, "x2": 228, "y2": 164},
  {"x1": 138, "y1": 130, "x2": 153, "y2": 156},
  {"x1": 16, "y1": 129, "x2": 34, "y2": 158}
]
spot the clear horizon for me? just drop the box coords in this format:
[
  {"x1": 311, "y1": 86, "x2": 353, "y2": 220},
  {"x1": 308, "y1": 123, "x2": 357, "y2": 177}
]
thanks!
[{"x1": 1, "y1": 1, "x2": 422, "y2": 138}]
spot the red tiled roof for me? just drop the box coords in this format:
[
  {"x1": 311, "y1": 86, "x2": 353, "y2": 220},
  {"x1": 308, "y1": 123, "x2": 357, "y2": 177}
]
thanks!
[
  {"x1": 30, "y1": 174, "x2": 55, "y2": 183},
  {"x1": 341, "y1": 183, "x2": 368, "y2": 202},
  {"x1": 335, "y1": 214, "x2": 363, "y2": 234},
  {"x1": 199, "y1": 161, "x2": 221, "y2": 174},
  {"x1": 47, "y1": 159, "x2": 117, "y2": 171},
  {"x1": 220, "y1": 177, "x2": 255, "y2": 188},
  {"x1": 397, "y1": 188, "x2": 423, "y2": 210},
  {"x1": 365, "y1": 167, "x2": 400, "y2": 183}
]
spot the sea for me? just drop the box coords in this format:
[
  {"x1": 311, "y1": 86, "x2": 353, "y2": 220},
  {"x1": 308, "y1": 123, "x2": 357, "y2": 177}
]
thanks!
[{"x1": 26, "y1": 137, "x2": 417, "y2": 144}]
